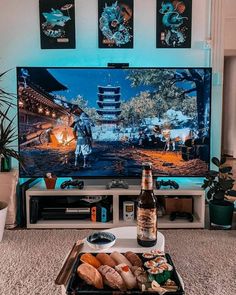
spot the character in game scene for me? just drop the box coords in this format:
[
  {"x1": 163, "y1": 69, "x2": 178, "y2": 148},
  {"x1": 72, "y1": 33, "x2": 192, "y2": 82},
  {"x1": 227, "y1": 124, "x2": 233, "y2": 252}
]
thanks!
[
  {"x1": 162, "y1": 128, "x2": 175, "y2": 151},
  {"x1": 138, "y1": 130, "x2": 145, "y2": 146},
  {"x1": 73, "y1": 112, "x2": 93, "y2": 168},
  {"x1": 150, "y1": 125, "x2": 162, "y2": 147},
  {"x1": 61, "y1": 127, "x2": 69, "y2": 145}
]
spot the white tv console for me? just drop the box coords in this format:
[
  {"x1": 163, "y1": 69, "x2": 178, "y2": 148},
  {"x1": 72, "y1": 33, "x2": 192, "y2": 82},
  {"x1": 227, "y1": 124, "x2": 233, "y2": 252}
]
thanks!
[{"x1": 25, "y1": 178, "x2": 205, "y2": 229}]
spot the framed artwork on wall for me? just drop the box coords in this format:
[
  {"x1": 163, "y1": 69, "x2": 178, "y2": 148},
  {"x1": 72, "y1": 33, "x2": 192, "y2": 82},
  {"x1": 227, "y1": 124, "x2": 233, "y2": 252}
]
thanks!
[
  {"x1": 98, "y1": 0, "x2": 134, "y2": 48},
  {"x1": 156, "y1": 0, "x2": 192, "y2": 48},
  {"x1": 39, "y1": 0, "x2": 75, "y2": 49}
]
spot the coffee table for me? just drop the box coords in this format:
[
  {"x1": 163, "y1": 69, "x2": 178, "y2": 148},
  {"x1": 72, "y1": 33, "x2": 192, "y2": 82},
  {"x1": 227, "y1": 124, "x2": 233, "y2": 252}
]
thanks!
[{"x1": 61, "y1": 226, "x2": 165, "y2": 294}]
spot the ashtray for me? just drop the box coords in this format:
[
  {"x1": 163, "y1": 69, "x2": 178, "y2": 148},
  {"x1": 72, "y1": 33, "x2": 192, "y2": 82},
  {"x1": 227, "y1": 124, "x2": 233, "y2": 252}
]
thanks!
[{"x1": 86, "y1": 232, "x2": 116, "y2": 250}]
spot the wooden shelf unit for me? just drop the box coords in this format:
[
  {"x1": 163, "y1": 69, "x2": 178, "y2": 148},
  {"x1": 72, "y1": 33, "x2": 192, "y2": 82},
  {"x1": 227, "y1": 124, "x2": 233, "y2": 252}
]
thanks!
[{"x1": 26, "y1": 181, "x2": 205, "y2": 229}]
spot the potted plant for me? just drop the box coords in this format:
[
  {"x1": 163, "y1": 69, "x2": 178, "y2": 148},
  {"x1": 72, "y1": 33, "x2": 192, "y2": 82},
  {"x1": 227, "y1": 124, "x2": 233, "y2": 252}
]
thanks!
[
  {"x1": 0, "y1": 201, "x2": 8, "y2": 242},
  {"x1": 0, "y1": 70, "x2": 19, "y2": 171},
  {"x1": 0, "y1": 70, "x2": 20, "y2": 239},
  {"x1": 0, "y1": 108, "x2": 20, "y2": 171},
  {"x1": 202, "y1": 156, "x2": 236, "y2": 229}
]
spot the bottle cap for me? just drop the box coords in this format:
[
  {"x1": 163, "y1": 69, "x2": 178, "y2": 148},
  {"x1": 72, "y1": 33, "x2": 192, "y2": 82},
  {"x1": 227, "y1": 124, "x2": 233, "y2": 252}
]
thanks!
[{"x1": 142, "y1": 162, "x2": 152, "y2": 169}]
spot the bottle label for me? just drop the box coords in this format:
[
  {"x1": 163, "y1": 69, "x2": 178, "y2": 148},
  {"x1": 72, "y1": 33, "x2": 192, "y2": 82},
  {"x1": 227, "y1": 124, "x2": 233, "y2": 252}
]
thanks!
[
  {"x1": 141, "y1": 169, "x2": 153, "y2": 190},
  {"x1": 137, "y1": 208, "x2": 157, "y2": 241}
]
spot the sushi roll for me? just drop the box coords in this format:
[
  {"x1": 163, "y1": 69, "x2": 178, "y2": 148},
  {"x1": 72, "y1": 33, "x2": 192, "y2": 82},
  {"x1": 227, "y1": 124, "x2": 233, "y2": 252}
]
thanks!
[
  {"x1": 147, "y1": 267, "x2": 164, "y2": 275},
  {"x1": 142, "y1": 253, "x2": 156, "y2": 260},
  {"x1": 153, "y1": 257, "x2": 167, "y2": 265},
  {"x1": 150, "y1": 249, "x2": 165, "y2": 256},
  {"x1": 158, "y1": 263, "x2": 173, "y2": 271},
  {"x1": 144, "y1": 260, "x2": 157, "y2": 269}
]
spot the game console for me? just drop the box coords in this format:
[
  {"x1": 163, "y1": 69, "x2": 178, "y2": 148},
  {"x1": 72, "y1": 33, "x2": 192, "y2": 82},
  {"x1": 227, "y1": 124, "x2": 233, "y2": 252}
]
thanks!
[
  {"x1": 41, "y1": 207, "x2": 91, "y2": 220},
  {"x1": 169, "y1": 211, "x2": 194, "y2": 222},
  {"x1": 30, "y1": 196, "x2": 41, "y2": 223},
  {"x1": 91, "y1": 204, "x2": 110, "y2": 223},
  {"x1": 123, "y1": 201, "x2": 135, "y2": 222},
  {"x1": 30, "y1": 195, "x2": 91, "y2": 223},
  {"x1": 106, "y1": 179, "x2": 129, "y2": 189},
  {"x1": 156, "y1": 180, "x2": 179, "y2": 189},
  {"x1": 60, "y1": 180, "x2": 84, "y2": 189}
]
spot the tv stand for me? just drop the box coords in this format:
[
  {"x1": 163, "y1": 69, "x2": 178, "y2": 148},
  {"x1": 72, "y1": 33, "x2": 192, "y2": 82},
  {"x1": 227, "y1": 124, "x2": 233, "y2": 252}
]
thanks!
[
  {"x1": 106, "y1": 179, "x2": 129, "y2": 189},
  {"x1": 25, "y1": 179, "x2": 205, "y2": 229}
]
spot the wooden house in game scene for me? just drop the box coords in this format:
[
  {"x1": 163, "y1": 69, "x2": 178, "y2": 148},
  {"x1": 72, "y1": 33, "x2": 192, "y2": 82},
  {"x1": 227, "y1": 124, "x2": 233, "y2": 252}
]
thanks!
[{"x1": 18, "y1": 68, "x2": 73, "y2": 147}]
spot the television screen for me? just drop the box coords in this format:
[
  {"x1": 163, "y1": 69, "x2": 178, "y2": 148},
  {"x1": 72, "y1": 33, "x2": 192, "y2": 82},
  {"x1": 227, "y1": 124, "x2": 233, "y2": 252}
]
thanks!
[{"x1": 17, "y1": 67, "x2": 211, "y2": 178}]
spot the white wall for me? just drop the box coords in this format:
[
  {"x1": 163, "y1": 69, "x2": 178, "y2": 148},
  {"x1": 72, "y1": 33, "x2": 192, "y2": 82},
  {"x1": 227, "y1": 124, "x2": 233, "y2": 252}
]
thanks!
[
  {"x1": 0, "y1": 0, "x2": 223, "y2": 166},
  {"x1": 222, "y1": 0, "x2": 236, "y2": 157},
  {"x1": 224, "y1": 0, "x2": 236, "y2": 55},
  {"x1": 222, "y1": 57, "x2": 236, "y2": 157},
  {"x1": 0, "y1": 0, "x2": 211, "y2": 70}
]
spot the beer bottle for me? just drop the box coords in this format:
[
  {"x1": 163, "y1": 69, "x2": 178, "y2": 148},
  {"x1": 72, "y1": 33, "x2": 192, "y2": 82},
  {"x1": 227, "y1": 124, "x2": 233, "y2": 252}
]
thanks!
[{"x1": 137, "y1": 162, "x2": 157, "y2": 247}]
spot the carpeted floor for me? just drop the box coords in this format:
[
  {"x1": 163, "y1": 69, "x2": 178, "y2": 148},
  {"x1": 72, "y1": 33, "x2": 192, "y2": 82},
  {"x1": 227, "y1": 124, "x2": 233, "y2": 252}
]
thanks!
[{"x1": 0, "y1": 229, "x2": 235, "y2": 295}]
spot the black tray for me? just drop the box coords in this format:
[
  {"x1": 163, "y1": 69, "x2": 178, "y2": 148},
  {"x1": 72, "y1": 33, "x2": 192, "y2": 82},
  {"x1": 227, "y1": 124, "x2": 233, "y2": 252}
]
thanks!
[{"x1": 66, "y1": 252, "x2": 184, "y2": 295}]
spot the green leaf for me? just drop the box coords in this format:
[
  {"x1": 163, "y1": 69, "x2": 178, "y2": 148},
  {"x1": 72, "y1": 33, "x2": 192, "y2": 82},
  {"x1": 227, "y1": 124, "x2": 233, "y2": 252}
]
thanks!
[
  {"x1": 219, "y1": 166, "x2": 232, "y2": 173},
  {"x1": 220, "y1": 156, "x2": 227, "y2": 165},
  {"x1": 206, "y1": 189, "x2": 215, "y2": 201},
  {"x1": 219, "y1": 179, "x2": 234, "y2": 191},
  {"x1": 212, "y1": 157, "x2": 220, "y2": 167},
  {"x1": 0, "y1": 109, "x2": 20, "y2": 163},
  {"x1": 208, "y1": 170, "x2": 218, "y2": 177},
  {"x1": 214, "y1": 191, "x2": 225, "y2": 200}
]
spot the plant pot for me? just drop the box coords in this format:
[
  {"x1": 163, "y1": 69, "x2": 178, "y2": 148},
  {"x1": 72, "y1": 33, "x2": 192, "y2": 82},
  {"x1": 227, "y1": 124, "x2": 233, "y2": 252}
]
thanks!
[
  {"x1": 0, "y1": 201, "x2": 8, "y2": 242},
  {"x1": 0, "y1": 156, "x2": 11, "y2": 172},
  {"x1": 209, "y1": 200, "x2": 234, "y2": 228},
  {"x1": 44, "y1": 177, "x2": 57, "y2": 189}
]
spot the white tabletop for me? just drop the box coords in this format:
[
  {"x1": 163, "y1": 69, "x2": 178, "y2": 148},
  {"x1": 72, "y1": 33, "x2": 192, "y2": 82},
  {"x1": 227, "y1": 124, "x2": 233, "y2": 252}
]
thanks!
[{"x1": 81, "y1": 226, "x2": 165, "y2": 253}]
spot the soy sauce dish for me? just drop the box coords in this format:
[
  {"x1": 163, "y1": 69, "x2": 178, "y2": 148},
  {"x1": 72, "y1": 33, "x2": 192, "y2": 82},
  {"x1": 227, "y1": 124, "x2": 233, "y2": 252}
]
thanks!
[{"x1": 86, "y1": 232, "x2": 116, "y2": 250}]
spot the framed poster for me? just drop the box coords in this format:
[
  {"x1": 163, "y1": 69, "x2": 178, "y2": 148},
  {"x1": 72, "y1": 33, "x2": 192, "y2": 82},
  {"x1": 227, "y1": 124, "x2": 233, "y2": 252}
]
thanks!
[
  {"x1": 156, "y1": 0, "x2": 192, "y2": 48},
  {"x1": 98, "y1": 0, "x2": 134, "y2": 48},
  {"x1": 39, "y1": 0, "x2": 75, "y2": 49}
]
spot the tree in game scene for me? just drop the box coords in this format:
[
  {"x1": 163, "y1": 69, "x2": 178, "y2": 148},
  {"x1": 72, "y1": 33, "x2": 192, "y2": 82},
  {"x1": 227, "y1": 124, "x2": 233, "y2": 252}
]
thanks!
[
  {"x1": 126, "y1": 69, "x2": 211, "y2": 137},
  {"x1": 171, "y1": 69, "x2": 211, "y2": 137}
]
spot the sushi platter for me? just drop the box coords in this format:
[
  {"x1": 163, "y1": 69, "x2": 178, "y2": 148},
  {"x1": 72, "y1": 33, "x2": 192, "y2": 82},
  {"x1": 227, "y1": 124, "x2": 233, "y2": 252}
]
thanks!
[{"x1": 65, "y1": 250, "x2": 184, "y2": 295}]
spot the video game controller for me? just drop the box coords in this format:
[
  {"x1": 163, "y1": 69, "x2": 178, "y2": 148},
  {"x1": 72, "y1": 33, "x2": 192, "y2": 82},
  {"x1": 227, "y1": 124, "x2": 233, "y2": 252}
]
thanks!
[
  {"x1": 60, "y1": 180, "x2": 84, "y2": 189},
  {"x1": 169, "y1": 212, "x2": 194, "y2": 222},
  {"x1": 106, "y1": 180, "x2": 129, "y2": 189},
  {"x1": 156, "y1": 180, "x2": 179, "y2": 190}
]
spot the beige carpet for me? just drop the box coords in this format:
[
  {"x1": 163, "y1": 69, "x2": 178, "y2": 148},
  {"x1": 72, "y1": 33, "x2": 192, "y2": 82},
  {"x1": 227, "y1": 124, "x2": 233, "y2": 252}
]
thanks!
[{"x1": 0, "y1": 229, "x2": 236, "y2": 295}]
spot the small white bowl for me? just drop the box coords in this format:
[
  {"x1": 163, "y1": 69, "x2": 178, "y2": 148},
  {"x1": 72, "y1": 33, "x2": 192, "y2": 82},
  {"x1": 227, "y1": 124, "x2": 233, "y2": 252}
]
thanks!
[{"x1": 86, "y1": 232, "x2": 116, "y2": 250}]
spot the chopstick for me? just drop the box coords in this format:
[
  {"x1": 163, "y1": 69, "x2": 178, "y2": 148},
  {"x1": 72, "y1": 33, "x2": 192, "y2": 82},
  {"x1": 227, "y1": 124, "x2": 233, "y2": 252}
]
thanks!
[{"x1": 55, "y1": 239, "x2": 84, "y2": 286}]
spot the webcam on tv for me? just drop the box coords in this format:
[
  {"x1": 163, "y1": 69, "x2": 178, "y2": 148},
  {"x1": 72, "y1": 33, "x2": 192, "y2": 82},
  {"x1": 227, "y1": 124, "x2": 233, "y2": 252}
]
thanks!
[{"x1": 107, "y1": 63, "x2": 129, "y2": 68}]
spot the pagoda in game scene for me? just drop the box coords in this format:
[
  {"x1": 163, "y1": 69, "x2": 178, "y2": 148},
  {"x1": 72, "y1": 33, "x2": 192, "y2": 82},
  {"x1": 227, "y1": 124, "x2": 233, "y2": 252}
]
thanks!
[{"x1": 97, "y1": 85, "x2": 121, "y2": 124}]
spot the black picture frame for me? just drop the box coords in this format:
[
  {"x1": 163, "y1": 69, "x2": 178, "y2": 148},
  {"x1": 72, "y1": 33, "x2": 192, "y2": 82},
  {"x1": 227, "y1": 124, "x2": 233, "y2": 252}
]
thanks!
[
  {"x1": 156, "y1": 0, "x2": 192, "y2": 48},
  {"x1": 98, "y1": 0, "x2": 134, "y2": 48},
  {"x1": 39, "y1": 0, "x2": 75, "y2": 49}
]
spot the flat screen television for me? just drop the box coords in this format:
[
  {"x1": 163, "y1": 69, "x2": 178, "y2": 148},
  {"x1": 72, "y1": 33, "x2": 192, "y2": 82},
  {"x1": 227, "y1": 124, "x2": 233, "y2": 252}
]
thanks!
[{"x1": 17, "y1": 67, "x2": 211, "y2": 178}]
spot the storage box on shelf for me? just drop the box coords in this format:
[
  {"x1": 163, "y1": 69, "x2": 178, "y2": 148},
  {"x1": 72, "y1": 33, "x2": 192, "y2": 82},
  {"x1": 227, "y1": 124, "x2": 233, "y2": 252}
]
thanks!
[{"x1": 25, "y1": 179, "x2": 205, "y2": 229}]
